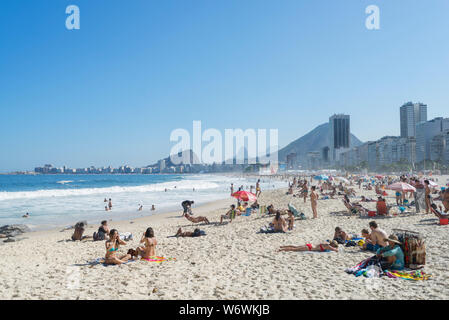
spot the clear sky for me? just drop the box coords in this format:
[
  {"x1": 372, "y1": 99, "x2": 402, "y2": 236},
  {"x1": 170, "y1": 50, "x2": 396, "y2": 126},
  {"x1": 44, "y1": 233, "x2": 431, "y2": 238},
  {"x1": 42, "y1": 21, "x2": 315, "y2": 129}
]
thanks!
[{"x1": 1, "y1": 0, "x2": 448, "y2": 172}]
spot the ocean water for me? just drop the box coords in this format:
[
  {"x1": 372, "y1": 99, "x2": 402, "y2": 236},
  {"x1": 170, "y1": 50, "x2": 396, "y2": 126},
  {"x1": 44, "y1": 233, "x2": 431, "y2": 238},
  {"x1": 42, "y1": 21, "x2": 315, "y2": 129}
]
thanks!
[{"x1": 0, "y1": 174, "x2": 284, "y2": 230}]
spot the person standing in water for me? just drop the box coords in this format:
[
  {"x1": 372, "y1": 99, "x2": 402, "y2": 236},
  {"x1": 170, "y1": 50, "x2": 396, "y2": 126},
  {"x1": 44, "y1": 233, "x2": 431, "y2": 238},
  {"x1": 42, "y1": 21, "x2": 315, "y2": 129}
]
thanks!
[
  {"x1": 230, "y1": 183, "x2": 234, "y2": 196},
  {"x1": 310, "y1": 186, "x2": 318, "y2": 219},
  {"x1": 108, "y1": 198, "x2": 112, "y2": 211}
]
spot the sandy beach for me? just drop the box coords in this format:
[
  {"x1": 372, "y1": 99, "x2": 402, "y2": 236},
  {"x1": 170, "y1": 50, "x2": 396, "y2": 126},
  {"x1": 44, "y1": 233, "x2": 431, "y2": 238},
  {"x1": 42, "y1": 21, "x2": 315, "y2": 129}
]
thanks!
[{"x1": 1, "y1": 176, "x2": 449, "y2": 300}]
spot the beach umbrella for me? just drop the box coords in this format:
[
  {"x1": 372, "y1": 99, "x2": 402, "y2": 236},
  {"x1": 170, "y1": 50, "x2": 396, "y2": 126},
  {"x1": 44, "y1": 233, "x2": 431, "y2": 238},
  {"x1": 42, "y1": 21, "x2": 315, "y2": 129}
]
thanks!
[
  {"x1": 421, "y1": 180, "x2": 438, "y2": 188},
  {"x1": 334, "y1": 177, "x2": 349, "y2": 184},
  {"x1": 313, "y1": 174, "x2": 329, "y2": 181},
  {"x1": 386, "y1": 182, "x2": 416, "y2": 192},
  {"x1": 232, "y1": 191, "x2": 257, "y2": 202}
]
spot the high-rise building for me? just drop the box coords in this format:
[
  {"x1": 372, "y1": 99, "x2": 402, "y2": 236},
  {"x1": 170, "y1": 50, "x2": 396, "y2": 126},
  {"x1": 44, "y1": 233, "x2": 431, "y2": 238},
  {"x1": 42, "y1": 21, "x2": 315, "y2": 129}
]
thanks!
[
  {"x1": 400, "y1": 102, "x2": 427, "y2": 138},
  {"x1": 329, "y1": 114, "x2": 350, "y2": 162},
  {"x1": 415, "y1": 117, "x2": 449, "y2": 163}
]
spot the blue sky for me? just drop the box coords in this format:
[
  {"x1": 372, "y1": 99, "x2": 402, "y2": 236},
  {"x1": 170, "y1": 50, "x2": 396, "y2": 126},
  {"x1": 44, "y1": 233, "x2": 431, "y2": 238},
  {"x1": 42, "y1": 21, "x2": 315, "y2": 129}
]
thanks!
[{"x1": 1, "y1": 0, "x2": 448, "y2": 172}]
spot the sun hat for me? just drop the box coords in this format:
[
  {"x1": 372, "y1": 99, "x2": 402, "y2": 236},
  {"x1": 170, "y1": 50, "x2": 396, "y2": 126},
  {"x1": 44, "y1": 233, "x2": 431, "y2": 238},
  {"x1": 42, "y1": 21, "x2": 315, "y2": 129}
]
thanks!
[{"x1": 384, "y1": 234, "x2": 401, "y2": 245}]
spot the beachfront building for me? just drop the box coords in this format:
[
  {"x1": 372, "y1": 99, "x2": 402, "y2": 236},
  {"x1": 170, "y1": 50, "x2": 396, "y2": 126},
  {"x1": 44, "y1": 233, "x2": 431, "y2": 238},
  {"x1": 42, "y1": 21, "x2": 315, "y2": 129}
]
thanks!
[
  {"x1": 286, "y1": 153, "x2": 297, "y2": 169},
  {"x1": 429, "y1": 131, "x2": 447, "y2": 163},
  {"x1": 400, "y1": 102, "x2": 427, "y2": 138},
  {"x1": 306, "y1": 151, "x2": 322, "y2": 170},
  {"x1": 444, "y1": 131, "x2": 449, "y2": 165},
  {"x1": 415, "y1": 117, "x2": 449, "y2": 163},
  {"x1": 329, "y1": 114, "x2": 350, "y2": 163}
]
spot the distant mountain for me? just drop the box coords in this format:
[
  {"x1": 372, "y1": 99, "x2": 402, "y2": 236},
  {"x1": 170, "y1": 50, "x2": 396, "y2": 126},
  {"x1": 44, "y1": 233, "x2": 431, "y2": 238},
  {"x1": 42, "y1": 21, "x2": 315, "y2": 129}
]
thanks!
[{"x1": 278, "y1": 122, "x2": 363, "y2": 164}]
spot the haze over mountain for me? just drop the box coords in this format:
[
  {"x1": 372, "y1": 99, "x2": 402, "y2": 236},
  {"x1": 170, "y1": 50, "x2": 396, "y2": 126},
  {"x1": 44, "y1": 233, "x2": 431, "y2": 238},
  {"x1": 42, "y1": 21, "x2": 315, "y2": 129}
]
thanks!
[
  {"x1": 278, "y1": 122, "x2": 363, "y2": 165},
  {"x1": 154, "y1": 123, "x2": 363, "y2": 167}
]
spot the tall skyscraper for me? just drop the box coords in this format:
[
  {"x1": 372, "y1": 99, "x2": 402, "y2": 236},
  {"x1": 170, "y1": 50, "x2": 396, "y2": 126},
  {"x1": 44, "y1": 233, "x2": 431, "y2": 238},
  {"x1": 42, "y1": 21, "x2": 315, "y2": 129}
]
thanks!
[
  {"x1": 400, "y1": 102, "x2": 427, "y2": 138},
  {"x1": 329, "y1": 114, "x2": 350, "y2": 162}
]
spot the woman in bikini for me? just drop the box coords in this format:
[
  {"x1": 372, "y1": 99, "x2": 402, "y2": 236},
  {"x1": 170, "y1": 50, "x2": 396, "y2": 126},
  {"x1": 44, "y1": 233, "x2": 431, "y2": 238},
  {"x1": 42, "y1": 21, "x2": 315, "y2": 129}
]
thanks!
[
  {"x1": 136, "y1": 227, "x2": 157, "y2": 259},
  {"x1": 104, "y1": 229, "x2": 132, "y2": 265},
  {"x1": 278, "y1": 240, "x2": 339, "y2": 252},
  {"x1": 310, "y1": 186, "x2": 318, "y2": 218}
]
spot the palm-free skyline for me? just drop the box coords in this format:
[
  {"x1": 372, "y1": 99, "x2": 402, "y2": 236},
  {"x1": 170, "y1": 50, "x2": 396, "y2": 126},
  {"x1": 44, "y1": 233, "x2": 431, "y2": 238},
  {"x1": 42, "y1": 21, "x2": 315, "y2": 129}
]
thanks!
[{"x1": 1, "y1": 0, "x2": 449, "y2": 172}]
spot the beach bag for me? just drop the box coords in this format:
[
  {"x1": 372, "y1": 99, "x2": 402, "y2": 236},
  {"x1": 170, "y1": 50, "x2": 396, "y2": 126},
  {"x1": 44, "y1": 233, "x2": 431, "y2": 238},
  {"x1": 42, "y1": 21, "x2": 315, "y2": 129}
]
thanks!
[{"x1": 392, "y1": 229, "x2": 426, "y2": 267}]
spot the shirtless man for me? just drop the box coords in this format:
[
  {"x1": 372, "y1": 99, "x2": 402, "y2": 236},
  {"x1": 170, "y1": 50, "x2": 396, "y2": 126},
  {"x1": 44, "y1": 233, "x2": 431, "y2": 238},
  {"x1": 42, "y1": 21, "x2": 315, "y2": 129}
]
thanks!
[
  {"x1": 310, "y1": 186, "x2": 318, "y2": 219},
  {"x1": 424, "y1": 180, "x2": 431, "y2": 214},
  {"x1": 184, "y1": 213, "x2": 210, "y2": 224},
  {"x1": 301, "y1": 182, "x2": 308, "y2": 203},
  {"x1": 220, "y1": 204, "x2": 237, "y2": 224},
  {"x1": 368, "y1": 221, "x2": 388, "y2": 248}
]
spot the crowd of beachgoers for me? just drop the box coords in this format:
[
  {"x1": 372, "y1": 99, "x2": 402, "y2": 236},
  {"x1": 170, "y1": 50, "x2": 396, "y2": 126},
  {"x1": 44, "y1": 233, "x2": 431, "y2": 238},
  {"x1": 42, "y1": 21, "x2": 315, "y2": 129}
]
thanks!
[{"x1": 1, "y1": 172, "x2": 448, "y2": 299}]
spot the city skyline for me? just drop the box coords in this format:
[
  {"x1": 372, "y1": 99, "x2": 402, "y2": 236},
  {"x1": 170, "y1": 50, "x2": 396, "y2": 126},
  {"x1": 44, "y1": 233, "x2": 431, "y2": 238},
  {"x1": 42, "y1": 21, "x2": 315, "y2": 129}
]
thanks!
[{"x1": 1, "y1": 1, "x2": 449, "y2": 172}]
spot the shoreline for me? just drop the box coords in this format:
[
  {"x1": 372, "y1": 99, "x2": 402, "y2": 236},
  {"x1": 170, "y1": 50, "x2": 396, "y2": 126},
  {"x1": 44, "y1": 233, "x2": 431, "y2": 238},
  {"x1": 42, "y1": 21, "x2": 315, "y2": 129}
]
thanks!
[{"x1": 1, "y1": 177, "x2": 448, "y2": 300}]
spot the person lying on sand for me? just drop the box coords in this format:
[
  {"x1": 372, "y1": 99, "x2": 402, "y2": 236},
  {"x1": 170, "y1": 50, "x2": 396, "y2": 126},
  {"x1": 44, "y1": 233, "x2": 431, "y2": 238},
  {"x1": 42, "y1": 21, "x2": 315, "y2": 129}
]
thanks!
[
  {"x1": 136, "y1": 227, "x2": 157, "y2": 259},
  {"x1": 278, "y1": 240, "x2": 339, "y2": 252},
  {"x1": 175, "y1": 228, "x2": 205, "y2": 237},
  {"x1": 359, "y1": 196, "x2": 375, "y2": 202},
  {"x1": 104, "y1": 229, "x2": 132, "y2": 265},
  {"x1": 184, "y1": 212, "x2": 210, "y2": 224},
  {"x1": 220, "y1": 204, "x2": 237, "y2": 224}
]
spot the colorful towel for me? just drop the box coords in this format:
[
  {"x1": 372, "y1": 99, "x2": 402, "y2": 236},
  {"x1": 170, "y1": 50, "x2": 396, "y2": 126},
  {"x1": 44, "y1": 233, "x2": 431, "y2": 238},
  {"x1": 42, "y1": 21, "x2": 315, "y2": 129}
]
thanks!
[
  {"x1": 141, "y1": 256, "x2": 176, "y2": 263},
  {"x1": 384, "y1": 270, "x2": 431, "y2": 281}
]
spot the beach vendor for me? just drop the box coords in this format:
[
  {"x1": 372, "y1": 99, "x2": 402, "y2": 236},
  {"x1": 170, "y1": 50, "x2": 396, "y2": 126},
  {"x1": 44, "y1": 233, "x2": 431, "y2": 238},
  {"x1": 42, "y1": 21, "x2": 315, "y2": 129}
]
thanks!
[{"x1": 376, "y1": 235, "x2": 405, "y2": 270}]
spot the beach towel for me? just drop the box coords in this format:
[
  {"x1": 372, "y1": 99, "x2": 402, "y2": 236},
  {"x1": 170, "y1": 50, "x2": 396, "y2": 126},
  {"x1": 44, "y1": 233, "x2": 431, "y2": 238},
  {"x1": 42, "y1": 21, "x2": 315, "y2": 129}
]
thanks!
[
  {"x1": 120, "y1": 232, "x2": 133, "y2": 241},
  {"x1": 141, "y1": 256, "x2": 176, "y2": 264},
  {"x1": 345, "y1": 255, "x2": 382, "y2": 276},
  {"x1": 384, "y1": 270, "x2": 431, "y2": 281},
  {"x1": 85, "y1": 258, "x2": 136, "y2": 267}
]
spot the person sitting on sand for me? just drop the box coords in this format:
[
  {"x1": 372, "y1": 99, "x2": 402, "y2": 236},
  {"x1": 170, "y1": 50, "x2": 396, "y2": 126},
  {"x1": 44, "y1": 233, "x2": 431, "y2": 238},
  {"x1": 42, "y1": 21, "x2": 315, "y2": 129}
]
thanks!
[
  {"x1": 220, "y1": 204, "x2": 237, "y2": 224},
  {"x1": 368, "y1": 221, "x2": 388, "y2": 248},
  {"x1": 251, "y1": 200, "x2": 260, "y2": 210},
  {"x1": 93, "y1": 220, "x2": 110, "y2": 241},
  {"x1": 136, "y1": 227, "x2": 157, "y2": 259},
  {"x1": 71, "y1": 222, "x2": 91, "y2": 241},
  {"x1": 278, "y1": 240, "x2": 339, "y2": 252},
  {"x1": 430, "y1": 203, "x2": 449, "y2": 219},
  {"x1": 271, "y1": 211, "x2": 287, "y2": 233},
  {"x1": 361, "y1": 228, "x2": 378, "y2": 252},
  {"x1": 376, "y1": 235, "x2": 405, "y2": 270},
  {"x1": 376, "y1": 197, "x2": 390, "y2": 216},
  {"x1": 104, "y1": 229, "x2": 132, "y2": 265},
  {"x1": 181, "y1": 200, "x2": 194, "y2": 216},
  {"x1": 175, "y1": 228, "x2": 205, "y2": 237},
  {"x1": 360, "y1": 196, "x2": 375, "y2": 202},
  {"x1": 184, "y1": 212, "x2": 210, "y2": 224},
  {"x1": 333, "y1": 227, "x2": 350, "y2": 244}
]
